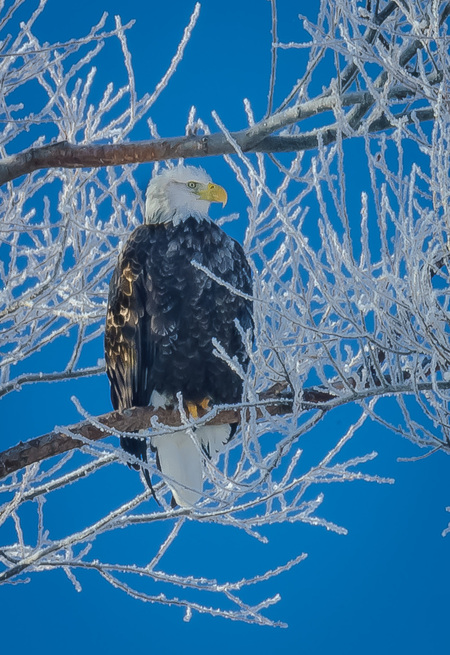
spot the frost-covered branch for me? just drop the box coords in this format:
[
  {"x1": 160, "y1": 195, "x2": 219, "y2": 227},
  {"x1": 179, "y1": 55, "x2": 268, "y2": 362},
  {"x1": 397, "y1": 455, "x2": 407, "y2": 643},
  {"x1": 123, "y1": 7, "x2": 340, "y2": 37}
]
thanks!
[
  {"x1": 0, "y1": 1, "x2": 448, "y2": 184},
  {"x1": 0, "y1": 100, "x2": 437, "y2": 186},
  {"x1": 2, "y1": 371, "x2": 450, "y2": 480}
]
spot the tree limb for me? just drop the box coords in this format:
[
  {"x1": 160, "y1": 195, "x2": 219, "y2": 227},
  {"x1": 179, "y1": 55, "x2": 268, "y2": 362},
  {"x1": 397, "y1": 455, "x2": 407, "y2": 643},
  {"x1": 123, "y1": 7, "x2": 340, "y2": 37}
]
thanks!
[
  {"x1": 2, "y1": 375, "x2": 450, "y2": 481},
  {"x1": 0, "y1": 1, "x2": 446, "y2": 187},
  {"x1": 0, "y1": 365, "x2": 106, "y2": 400},
  {"x1": 0, "y1": 94, "x2": 437, "y2": 186},
  {"x1": 257, "y1": 106, "x2": 435, "y2": 153},
  {"x1": 0, "y1": 386, "x2": 294, "y2": 481}
]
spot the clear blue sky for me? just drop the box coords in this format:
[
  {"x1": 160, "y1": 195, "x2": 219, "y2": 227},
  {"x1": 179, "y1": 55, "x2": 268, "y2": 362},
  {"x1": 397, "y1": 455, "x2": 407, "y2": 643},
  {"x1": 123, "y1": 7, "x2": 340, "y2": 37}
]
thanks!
[{"x1": 2, "y1": 1, "x2": 450, "y2": 653}]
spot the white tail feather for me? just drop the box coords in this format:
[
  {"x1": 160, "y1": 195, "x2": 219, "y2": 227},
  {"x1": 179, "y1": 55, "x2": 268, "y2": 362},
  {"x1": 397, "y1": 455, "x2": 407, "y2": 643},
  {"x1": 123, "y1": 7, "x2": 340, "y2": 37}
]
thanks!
[
  {"x1": 197, "y1": 425, "x2": 231, "y2": 460},
  {"x1": 153, "y1": 430, "x2": 202, "y2": 507},
  {"x1": 151, "y1": 425, "x2": 231, "y2": 507}
]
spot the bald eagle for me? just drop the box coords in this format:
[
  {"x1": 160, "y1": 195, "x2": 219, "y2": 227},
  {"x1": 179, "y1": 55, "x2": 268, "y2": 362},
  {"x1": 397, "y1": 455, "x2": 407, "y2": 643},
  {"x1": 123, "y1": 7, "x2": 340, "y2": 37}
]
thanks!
[{"x1": 104, "y1": 165, "x2": 253, "y2": 507}]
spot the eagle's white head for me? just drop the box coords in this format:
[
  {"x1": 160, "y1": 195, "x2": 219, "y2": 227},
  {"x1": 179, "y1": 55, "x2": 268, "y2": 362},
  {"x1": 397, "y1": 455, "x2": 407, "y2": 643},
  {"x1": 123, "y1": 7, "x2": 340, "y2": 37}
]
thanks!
[{"x1": 145, "y1": 164, "x2": 227, "y2": 225}]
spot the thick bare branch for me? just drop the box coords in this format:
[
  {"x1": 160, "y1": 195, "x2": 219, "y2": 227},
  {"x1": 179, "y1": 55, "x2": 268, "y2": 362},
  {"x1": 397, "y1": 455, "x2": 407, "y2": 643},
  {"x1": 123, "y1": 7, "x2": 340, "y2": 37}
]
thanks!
[
  {"x1": 0, "y1": 94, "x2": 437, "y2": 186},
  {"x1": 1, "y1": 0, "x2": 446, "y2": 187},
  {"x1": 2, "y1": 374, "x2": 450, "y2": 480},
  {"x1": 0, "y1": 388, "x2": 294, "y2": 480}
]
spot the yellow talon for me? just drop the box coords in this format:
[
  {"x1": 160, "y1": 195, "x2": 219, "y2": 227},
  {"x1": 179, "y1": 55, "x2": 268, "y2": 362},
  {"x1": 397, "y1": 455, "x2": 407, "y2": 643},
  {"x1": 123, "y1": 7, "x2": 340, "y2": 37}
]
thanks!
[
  {"x1": 186, "y1": 401, "x2": 199, "y2": 419},
  {"x1": 185, "y1": 398, "x2": 210, "y2": 418},
  {"x1": 199, "y1": 397, "x2": 211, "y2": 410}
]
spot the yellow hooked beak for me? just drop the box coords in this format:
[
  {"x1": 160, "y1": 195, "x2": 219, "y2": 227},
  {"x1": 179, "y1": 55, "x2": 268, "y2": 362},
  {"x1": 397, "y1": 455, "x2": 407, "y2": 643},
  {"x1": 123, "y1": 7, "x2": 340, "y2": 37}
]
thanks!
[{"x1": 197, "y1": 182, "x2": 228, "y2": 207}]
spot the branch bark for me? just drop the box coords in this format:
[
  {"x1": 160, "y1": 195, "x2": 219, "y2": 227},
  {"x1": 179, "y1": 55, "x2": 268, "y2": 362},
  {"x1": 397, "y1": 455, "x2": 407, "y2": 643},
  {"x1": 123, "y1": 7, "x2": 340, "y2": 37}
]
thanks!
[
  {"x1": 2, "y1": 375, "x2": 450, "y2": 481},
  {"x1": 0, "y1": 99, "x2": 436, "y2": 187},
  {"x1": 0, "y1": 383, "x2": 312, "y2": 480},
  {"x1": 1, "y1": 0, "x2": 445, "y2": 186}
]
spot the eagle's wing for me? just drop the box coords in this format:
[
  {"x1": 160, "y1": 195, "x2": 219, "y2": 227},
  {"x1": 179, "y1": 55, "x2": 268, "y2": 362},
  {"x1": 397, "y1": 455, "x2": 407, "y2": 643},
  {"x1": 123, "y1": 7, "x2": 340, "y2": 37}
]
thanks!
[
  {"x1": 104, "y1": 227, "x2": 156, "y2": 483},
  {"x1": 105, "y1": 227, "x2": 155, "y2": 411},
  {"x1": 202, "y1": 231, "x2": 254, "y2": 367}
]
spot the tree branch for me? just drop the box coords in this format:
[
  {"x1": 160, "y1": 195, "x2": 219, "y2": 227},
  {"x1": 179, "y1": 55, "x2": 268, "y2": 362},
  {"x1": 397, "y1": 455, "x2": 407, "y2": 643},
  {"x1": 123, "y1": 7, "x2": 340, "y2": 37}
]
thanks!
[
  {"x1": 0, "y1": 2, "x2": 446, "y2": 186},
  {"x1": 0, "y1": 365, "x2": 106, "y2": 400},
  {"x1": 2, "y1": 375, "x2": 450, "y2": 481},
  {"x1": 257, "y1": 106, "x2": 435, "y2": 153},
  {"x1": 1, "y1": 0, "x2": 444, "y2": 188},
  {"x1": 0, "y1": 92, "x2": 437, "y2": 186},
  {"x1": 0, "y1": 387, "x2": 294, "y2": 481}
]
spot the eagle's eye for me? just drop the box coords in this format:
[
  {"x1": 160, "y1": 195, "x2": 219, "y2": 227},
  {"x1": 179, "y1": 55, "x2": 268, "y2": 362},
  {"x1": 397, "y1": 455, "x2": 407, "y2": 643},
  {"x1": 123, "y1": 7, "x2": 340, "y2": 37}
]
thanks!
[{"x1": 187, "y1": 181, "x2": 198, "y2": 189}]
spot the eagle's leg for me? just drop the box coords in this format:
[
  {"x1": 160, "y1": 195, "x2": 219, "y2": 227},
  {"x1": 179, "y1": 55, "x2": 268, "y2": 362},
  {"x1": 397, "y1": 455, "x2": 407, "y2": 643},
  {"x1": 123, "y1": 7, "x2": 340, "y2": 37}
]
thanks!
[{"x1": 185, "y1": 398, "x2": 211, "y2": 419}]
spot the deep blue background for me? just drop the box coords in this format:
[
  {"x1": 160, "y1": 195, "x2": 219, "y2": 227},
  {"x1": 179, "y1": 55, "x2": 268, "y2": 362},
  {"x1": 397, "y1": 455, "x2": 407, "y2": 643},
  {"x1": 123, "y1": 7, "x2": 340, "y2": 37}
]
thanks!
[{"x1": 1, "y1": 2, "x2": 449, "y2": 653}]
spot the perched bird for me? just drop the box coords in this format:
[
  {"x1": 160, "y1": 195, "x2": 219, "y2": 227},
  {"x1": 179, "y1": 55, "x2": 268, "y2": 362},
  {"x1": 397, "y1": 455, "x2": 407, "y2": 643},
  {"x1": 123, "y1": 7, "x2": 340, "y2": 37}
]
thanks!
[{"x1": 104, "y1": 165, "x2": 253, "y2": 506}]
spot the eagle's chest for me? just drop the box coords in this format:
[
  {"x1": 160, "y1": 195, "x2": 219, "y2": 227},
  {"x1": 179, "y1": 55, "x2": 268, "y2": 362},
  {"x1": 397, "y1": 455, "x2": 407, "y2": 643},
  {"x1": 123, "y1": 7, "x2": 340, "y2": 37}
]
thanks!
[
  {"x1": 148, "y1": 221, "x2": 222, "y2": 324},
  {"x1": 147, "y1": 220, "x2": 242, "y2": 400}
]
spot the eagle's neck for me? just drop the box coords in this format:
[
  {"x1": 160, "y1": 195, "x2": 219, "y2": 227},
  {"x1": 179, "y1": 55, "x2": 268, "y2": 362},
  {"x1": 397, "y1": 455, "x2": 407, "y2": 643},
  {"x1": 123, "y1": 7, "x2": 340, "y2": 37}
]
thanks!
[{"x1": 146, "y1": 208, "x2": 210, "y2": 226}]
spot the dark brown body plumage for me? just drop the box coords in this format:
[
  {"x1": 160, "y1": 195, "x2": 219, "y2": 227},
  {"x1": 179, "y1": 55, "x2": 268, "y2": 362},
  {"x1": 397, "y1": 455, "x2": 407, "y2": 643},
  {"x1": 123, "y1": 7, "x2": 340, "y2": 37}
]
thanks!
[{"x1": 104, "y1": 217, "x2": 253, "y2": 478}]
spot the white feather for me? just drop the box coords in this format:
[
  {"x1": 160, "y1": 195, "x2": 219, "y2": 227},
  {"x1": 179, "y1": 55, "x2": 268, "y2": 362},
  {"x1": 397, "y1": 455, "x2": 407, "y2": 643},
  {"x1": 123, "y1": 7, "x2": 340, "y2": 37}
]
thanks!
[
  {"x1": 153, "y1": 429, "x2": 203, "y2": 507},
  {"x1": 151, "y1": 426, "x2": 231, "y2": 507},
  {"x1": 149, "y1": 392, "x2": 231, "y2": 507},
  {"x1": 145, "y1": 164, "x2": 212, "y2": 225},
  {"x1": 197, "y1": 425, "x2": 231, "y2": 460}
]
